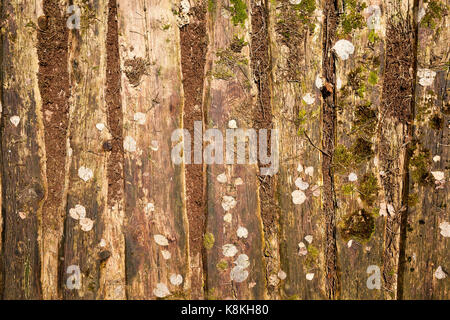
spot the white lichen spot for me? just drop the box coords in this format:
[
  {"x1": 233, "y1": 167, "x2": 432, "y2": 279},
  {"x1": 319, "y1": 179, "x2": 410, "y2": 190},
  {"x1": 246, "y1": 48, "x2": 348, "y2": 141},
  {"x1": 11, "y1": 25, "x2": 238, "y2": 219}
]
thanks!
[
  {"x1": 336, "y1": 77, "x2": 342, "y2": 90},
  {"x1": 224, "y1": 213, "x2": 233, "y2": 224},
  {"x1": 306, "y1": 273, "x2": 315, "y2": 281},
  {"x1": 150, "y1": 140, "x2": 159, "y2": 151},
  {"x1": 303, "y1": 93, "x2": 315, "y2": 105},
  {"x1": 80, "y1": 218, "x2": 94, "y2": 232},
  {"x1": 161, "y1": 250, "x2": 172, "y2": 260},
  {"x1": 311, "y1": 185, "x2": 321, "y2": 197},
  {"x1": 217, "y1": 173, "x2": 228, "y2": 184},
  {"x1": 96, "y1": 123, "x2": 105, "y2": 131},
  {"x1": 304, "y1": 235, "x2": 313, "y2": 244},
  {"x1": 10, "y1": 116, "x2": 20, "y2": 127},
  {"x1": 235, "y1": 177, "x2": 243, "y2": 186},
  {"x1": 222, "y1": 244, "x2": 238, "y2": 257},
  {"x1": 237, "y1": 226, "x2": 248, "y2": 239},
  {"x1": 347, "y1": 240, "x2": 353, "y2": 248},
  {"x1": 154, "y1": 234, "x2": 169, "y2": 246},
  {"x1": 315, "y1": 74, "x2": 324, "y2": 89},
  {"x1": 228, "y1": 119, "x2": 238, "y2": 129},
  {"x1": 169, "y1": 274, "x2": 183, "y2": 286},
  {"x1": 248, "y1": 282, "x2": 256, "y2": 289},
  {"x1": 69, "y1": 204, "x2": 86, "y2": 220},
  {"x1": 234, "y1": 254, "x2": 250, "y2": 269},
  {"x1": 387, "y1": 204, "x2": 395, "y2": 216},
  {"x1": 433, "y1": 155, "x2": 441, "y2": 162},
  {"x1": 297, "y1": 164, "x2": 304, "y2": 173},
  {"x1": 332, "y1": 40, "x2": 355, "y2": 60},
  {"x1": 417, "y1": 69, "x2": 436, "y2": 87},
  {"x1": 153, "y1": 283, "x2": 170, "y2": 298},
  {"x1": 295, "y1": 177, "x2": 309, "y2": 191},
  {"x1": 278, "y1": 270, "x2": 287, "y2": 280},
  {"x1": 289, "y1": 0, "x2": 301, "y2": 5},
  {"x1": 379, "y1": 202, "x2": 387, "y2": 217},
  {"x1": 133, "y1": 112, "x2": 146, "y2": 125},
  {"x1": 144, "y1": 203, "x2": 155, "y2": 215},
  {"x1": 123, "y1": 136, "x2": 137, "y2": 153},
  {"x1": 230, "y1": 266, "x2": 249, "y2": 283},
  {"x1": 78, "y1": 166, "x2": 94, "y2": 182},
  {"x1": 418, "y1": 7, "x2": 426, "y2": 23},
  {"x1": 99, "y1": 239, "x2": 106, "y2": 247},
  {"x1": 365, "y1": 5, "x2": 382, "y2": 30},
  {"x1": 305, "y1": 166, "x2": 314, "y2": 176},
  {"x1": 348, "y1": 173, "x2": 358, "y2": 182},
  {"x1": 222, "y1": 196, "x2": 237, "y2": 211},
  {"x1": 298, "y1": 242, "x2": 308, "y2": 256},
  {"x1": 439, "y1": 221, "x2": 450, "y2": 238},
  {"x1": 431, "y1": 171, "x2": 445, "y2": 182},
  {"x1": 434, "y1": 266, "x2": 447, "y2": 280},
  {"x1": 19, "y1": 211, "x2": 27, "y2": 220},
  {"x1": 177, "y1": 0, "x2": 191, "y2": 27},
  {"x1": 292, "y1": 190, "x2": 307, "y2": 205}
]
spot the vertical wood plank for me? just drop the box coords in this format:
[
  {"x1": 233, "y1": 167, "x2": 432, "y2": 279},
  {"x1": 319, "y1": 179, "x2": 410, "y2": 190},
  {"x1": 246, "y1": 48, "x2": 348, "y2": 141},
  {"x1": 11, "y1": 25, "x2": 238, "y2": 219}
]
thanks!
[
  {"x1": 62, "y1": 0, "x2": 113, "y2": 300},
  {"x1": 0, "y1": 0, "x2": 45, "y2": 299},
  {"x1": 268, "y1": 0, "x2": 326, "y2": 300},
  {"x1": 334, "y1": 0, "x2": 386, "y2": 299},
  {"x1": 377, "y1": 0, "x2": 416, "y2": 299},
  {"x1": 204, "y1": 0, "x2": 266, "y2": 300},
  {"x1": 118, "y1": 0, "x2": 189, "y2": 299},
  {"x1": 402, "y1": 0, "x2": 449, "y2": 299}
]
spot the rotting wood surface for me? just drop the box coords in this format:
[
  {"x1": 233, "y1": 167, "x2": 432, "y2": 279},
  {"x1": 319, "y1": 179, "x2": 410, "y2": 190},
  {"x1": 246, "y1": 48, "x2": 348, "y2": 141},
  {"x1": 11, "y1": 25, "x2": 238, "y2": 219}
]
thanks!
[{"x1": 0, "y1": 0, "x2": 448, "y2": 300}]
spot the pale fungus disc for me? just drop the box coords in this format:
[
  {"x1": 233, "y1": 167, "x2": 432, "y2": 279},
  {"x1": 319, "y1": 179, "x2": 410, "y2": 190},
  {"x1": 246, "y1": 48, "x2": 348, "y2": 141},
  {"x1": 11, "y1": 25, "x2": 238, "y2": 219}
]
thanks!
[
  {"x1": 237, "y1": 226, "x2": 248, "y2": 239},
  {"x1": 222, "y1": 196, "x2": 237, "y2": 211},
  {"x1": 154, "y1": 234, "x2": 169, "y2": 246},
  {"x1": 332, "y1": 40, "x2": 355, "y2": 60},
  {"x1": 78, "y1": 166, "x2": 94, "y2": 182},
  {"x1": 230, "y1": 266, "x2": 249, "y2": 283},
  {"x1": 153, "y1": 283, "x2": 170, "y2": 298},
  {"x1": 222, "y1": 244, "x2": 238, "y2": 257},
  {"x1": 124, "y1": 136, "x2": 137, "y2": 153},
  {"x1": 170, "y1": 274, "x2": 183, "y2": 286}
]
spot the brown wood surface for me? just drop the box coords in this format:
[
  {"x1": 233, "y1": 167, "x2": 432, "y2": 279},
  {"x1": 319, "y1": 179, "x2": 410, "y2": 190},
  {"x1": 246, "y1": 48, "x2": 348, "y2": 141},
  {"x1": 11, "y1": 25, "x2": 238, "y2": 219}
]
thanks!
[{"x1": 0, "y1": 0, "x2": 448, "y2": 300}]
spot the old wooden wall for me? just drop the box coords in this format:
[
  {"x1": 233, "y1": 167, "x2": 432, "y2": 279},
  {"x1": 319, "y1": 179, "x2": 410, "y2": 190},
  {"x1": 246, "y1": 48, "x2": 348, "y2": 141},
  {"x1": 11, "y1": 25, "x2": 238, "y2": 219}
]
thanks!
[{"x1": 0, "y1": 0, "x2": 448, "y2": 300}]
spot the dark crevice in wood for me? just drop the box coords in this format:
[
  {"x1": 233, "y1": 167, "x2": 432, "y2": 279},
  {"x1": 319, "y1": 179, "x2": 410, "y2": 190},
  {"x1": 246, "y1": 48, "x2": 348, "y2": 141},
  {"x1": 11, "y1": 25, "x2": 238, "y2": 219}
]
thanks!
[
  {"x1": 250, "y1": 0, "x2": 276, "y2": 298},
  {"x1": 37, "y1": 0, "x2": 71, "y2": 298},
  {"x1": 105, "y1": 0, "x2": 125, "y2": 298},
  {"x1": 180, "y1": 3, "x2": 208, "y2": 299},
  {"x1": 322, "y1": 0, "x2": 340, "y2": 300},
  {"x1": 397, "y1": 0, "x2": 420, "y2": 300}
]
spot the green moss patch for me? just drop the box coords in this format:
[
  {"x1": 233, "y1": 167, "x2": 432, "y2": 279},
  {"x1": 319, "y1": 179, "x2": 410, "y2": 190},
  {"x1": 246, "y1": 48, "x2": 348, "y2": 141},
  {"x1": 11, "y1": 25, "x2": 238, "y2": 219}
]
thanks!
[{"x1": 339, "y1": 209, "x2": 375, "y2": 243}]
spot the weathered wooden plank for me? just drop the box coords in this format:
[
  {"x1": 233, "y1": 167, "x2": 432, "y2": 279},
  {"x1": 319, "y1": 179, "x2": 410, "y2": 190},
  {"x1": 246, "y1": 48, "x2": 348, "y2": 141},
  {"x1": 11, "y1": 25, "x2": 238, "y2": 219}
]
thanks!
[
  {"x1": 62, "y1": 0, "x2": 116, "y2": 300},
  {"x1": 118, "y1": 0, "x2": 189, "y2": 299},
  {"x1": 402, "y1": 0, "x2": 449, "y2": 299},
  {"x1": 0, "y1": 0, "x2": 45, "y2": 299},
  {"x1": 203, "y1": 0, "x2": 266, "y2": 300},
  {"x1": 377, "y1": 0, "x2": 416, "y2": 299},
  {"x1": 334, "y1": 0, "x2": 386, "y2": 299},
  {"x1": 268, "y1": 0, "x2": 326, "y2": 300}
]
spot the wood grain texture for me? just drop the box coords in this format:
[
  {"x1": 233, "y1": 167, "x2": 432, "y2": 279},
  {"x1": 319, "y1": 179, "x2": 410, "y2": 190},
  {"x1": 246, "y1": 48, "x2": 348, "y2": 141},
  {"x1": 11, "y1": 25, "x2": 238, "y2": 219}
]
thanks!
[
  {"x1": 203, "y1": 0, "x2": 266, "y2": 300},
  {"x1": 334, "y1": 0, "x2": 386, "y2": 300},
  {"x1": 268, "y1": 0, "x2": 326, "y2": 300},
  {"x1": 402, "y1": 0, "x2": 449, "y2": 299},
  {"x1": 118, "y1": 0, "x2": 189, "y2": 299},
  {"x1": 0, "y1": 0, "x2": 45, "y2": 299}
]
